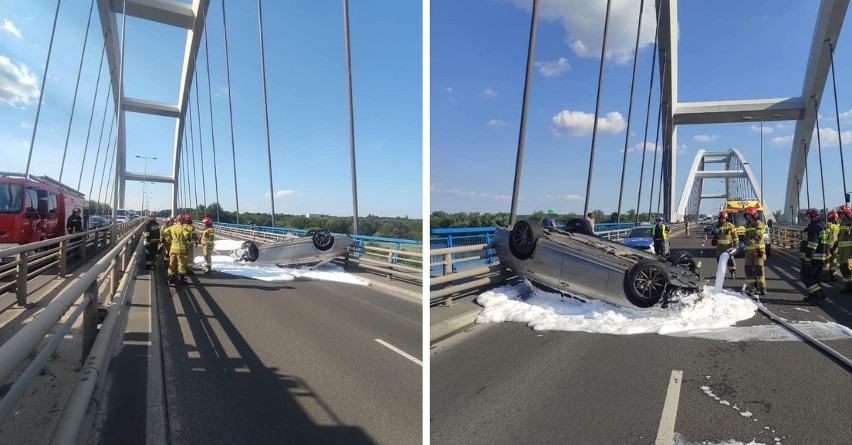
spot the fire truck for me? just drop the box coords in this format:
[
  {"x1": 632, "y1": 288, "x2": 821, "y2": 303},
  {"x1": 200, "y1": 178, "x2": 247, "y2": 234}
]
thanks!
[{"x1": 0, "y1": 173, "x2": 88, "y2": 251}]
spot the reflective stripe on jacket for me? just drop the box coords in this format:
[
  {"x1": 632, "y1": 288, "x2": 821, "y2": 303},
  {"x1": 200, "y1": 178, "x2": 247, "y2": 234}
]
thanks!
[
  {"x1": 651, "y1": 224, "x2": 668, "y2": 240},
  {"x1": 168, "y1": 223, "x2": 187, "y2": 253},
  {"x1": 715, "y1": 222, "x2": 736, "y2": 245},
  {"x1": 201, "y1": 227, "x2": 215, "y2": 246},
  {"x1": 744, "y1": 220, "x2": 765, "y2": 250}
]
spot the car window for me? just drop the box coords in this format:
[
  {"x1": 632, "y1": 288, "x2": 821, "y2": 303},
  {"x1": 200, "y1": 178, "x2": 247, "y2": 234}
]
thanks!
[
  {"x1": 628, "y1": 227, "x2": 652, "y2": 237},
  {"x1": 0, "y1": 183, "x2": 23, "y2": 214}
]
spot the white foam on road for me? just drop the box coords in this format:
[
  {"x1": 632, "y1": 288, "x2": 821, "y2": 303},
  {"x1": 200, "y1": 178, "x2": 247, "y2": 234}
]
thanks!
[
  {"x1": 196, "y1": 238, "x2": 368, "y2": 285},
  {"x1": 475, "y1": 282, "x2": 852, "y2": 342}
]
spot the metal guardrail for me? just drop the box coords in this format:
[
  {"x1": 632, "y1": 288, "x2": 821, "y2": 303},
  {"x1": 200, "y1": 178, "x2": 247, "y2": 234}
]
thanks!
[{"x1": 0, "y1": 220, "x2": 145, "y2": 440}]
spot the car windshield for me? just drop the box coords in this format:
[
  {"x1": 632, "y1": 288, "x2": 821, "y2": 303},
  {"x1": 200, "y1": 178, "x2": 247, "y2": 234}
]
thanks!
[
  {"x1": 0, "y1": 183, "x2": 23, "y2": 214},
  {"x1": 626, "y1": 227, "x2": 652, "y2": 237}
]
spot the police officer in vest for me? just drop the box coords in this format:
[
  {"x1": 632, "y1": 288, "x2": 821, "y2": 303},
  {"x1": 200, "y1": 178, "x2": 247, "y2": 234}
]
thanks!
[{"x1": 651, "y1": 217, "x2": 668, "y2": 256}]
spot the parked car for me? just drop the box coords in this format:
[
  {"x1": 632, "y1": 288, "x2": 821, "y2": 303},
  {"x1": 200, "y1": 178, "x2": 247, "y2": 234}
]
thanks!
[
  {"x1": 88, "y1": 215, "x2": 109, "y2": 229},
  {"x1": 494, "y1": 219, "x2": 702, "y2": 308},
  {"x1": 621, "y1": 226, "x2": 670, "y2": 256},
  {"x1": 236, "y1": 230, "x2": 351, "y2": 267}
]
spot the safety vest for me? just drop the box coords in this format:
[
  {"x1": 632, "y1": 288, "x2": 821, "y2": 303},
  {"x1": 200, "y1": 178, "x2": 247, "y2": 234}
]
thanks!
[
  {"x1": 201, "y1": 227, "x2": 215, "y2": 247},
  {"x1": 744, "y1": 219, "x2": 765, "y2": 250},
  {"x1": 184, "y1": 224, "x2": 198, "y2": 245},
  {"x1": 715, "y1": 222, "x2": 737, "y2": 245},
  {"x1": 838, "y1": 218, "x2": 852, "y2": 248},
  {"x1": 826, "y1": 221, "x2": 840, "y2": 246},
  {"x1": 166, "y1": 223, "x2": 187, "y2": 253},
  {"x1": 651, "y1": 224, "x2": 668, "y2": 240}
]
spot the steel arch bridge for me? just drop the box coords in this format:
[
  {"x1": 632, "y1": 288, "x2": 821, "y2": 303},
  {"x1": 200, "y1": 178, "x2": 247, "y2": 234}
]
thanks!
[{"x1": 653, "y1": 0, "x2": 848, "y2": 223}]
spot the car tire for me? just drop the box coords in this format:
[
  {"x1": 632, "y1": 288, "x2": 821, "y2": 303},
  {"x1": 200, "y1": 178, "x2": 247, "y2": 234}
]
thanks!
[
  {"x1": 312, "y1": 230, "x2": 334, "y2": 251},
  {"x1": 240, "y1": 241, "x2": 259, "y2": 262},
  {"x1": 669, "y1": 251, "x2": 698, "y2": 274},
  {"x1": 624, "y1": 259, "x2": 669, "y2": 308},
  {"x1": 305, "y1": 229, "x2": 317, "y2": 238},
  {"x1": 509, "y1": 219, "x2": 542, "y2": 260}
]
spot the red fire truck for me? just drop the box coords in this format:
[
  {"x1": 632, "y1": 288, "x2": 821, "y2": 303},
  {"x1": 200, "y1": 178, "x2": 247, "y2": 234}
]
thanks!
[{"x1": 0, "y1": 173, "x2": 88, "y2": 251}]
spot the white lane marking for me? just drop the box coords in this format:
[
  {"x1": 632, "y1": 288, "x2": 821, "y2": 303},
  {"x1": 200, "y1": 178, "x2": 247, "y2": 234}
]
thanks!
[
  {"x1": 655, "y1": 370, "x2": 684, "y2": 445},
  {"x1": 375, "y1": 339, "x2": 422, "y2": 366}
]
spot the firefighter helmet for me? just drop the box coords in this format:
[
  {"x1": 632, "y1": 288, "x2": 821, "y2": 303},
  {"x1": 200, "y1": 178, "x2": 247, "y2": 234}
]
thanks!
[
  {"x1": 805, "y1": 208, "x2": 821, "y2": 220},
  {"x1": 148, "y1": 212, "x2": 156, "y2": 219},
  {"x1": 827, "y1": 209, "x2": 839, "y2": 221},
  {"x1": 202, "y1": 216, "x2": 212, "y2": 226},
  {"x1": 165, "y1": 216, "x2": 174, "y2": 224},
  {"x1": 718, "y1": 210, "x2": 728, "y2": 219},
  {"x1": 72, "y1": 208, "x2": 80, "y2": 214},
  {"x1": 183, "y1": 214, "x2": 192, "y2": 224},
  {"x1": 840, "y1": 204, "x2": 852, "y2": 217},
  {"x1": 745, "y1": 206, "x2": 758, "y2": 219}
]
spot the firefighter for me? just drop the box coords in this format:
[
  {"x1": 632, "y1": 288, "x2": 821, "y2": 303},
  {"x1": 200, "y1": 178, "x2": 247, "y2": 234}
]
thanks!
[
  {"x1": 67, "y1": 208, "x2": 83, "y2": 234},
  {"x1": 822, "y1": 209, "x2": 841, "y2": 281},
  {"x1": 183, "y1": 214, "x2": 198, "y2": 274},
  {"x1": 200, "y1": 216, "x2": 215, "y2": 273},
  {"x1": 142, "y1": 212, "x2": 160, "y2": 270},
  {"x1": 837, "y1": 204, "x2": 852, "y2": 291},
  {"x1": 800, "y1": 208, "x2": 828, "y2": 304},
  {"x1": 651, "y1": 217, "x2": 668, "y2": 256},
  {"x1": 685, "y1": 218, "x2": 691, "y2": 238},
  {"x1": 165, "y1": 215, "x2": 187, "y2": 285},
  {"x1": 743, "y1": 206, "x2": 767, "y2": 296},
  {"x1": 160, "y1": 216, "x2": 174, "y2": 261},
  {"x1": 713, "y1": 210, "x2": 738, "y2": 279}
]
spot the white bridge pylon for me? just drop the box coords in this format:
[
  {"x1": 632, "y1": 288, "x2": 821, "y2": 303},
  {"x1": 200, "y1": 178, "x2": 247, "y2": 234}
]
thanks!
[{"x1": 675, "y1": 149, "x2": 775, "y2": 223}]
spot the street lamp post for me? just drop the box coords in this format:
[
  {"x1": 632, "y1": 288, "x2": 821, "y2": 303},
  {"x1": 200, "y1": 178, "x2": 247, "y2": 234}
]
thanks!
[{"x1": 135, "y1": 155, "x2": 156, "y2": 213}]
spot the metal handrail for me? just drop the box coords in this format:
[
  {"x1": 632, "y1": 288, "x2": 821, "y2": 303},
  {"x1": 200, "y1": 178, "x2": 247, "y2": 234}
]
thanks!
[{"x1": 0, "y1": 222, "x2": 144, "y2": 427}]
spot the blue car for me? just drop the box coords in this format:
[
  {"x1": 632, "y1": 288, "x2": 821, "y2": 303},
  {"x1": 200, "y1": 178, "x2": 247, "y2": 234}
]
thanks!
[{"x1": 622, "y1": 226, "x2": 669, "y2": 256}]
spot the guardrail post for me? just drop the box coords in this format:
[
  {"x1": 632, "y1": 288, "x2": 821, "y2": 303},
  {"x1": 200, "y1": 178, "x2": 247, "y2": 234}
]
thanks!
[
  {"x1": 80, "y1": 232, "x2": 88, "y2": 261},
  {"x1": 81, "y1": 281, "x2": 99, "y2": 361},
  {"x1": 15, "y1": 252, "x2": 28, "y2": 306},
  {"x1": 123, "y1": 242, "x2": 132, "y2": 271},
  {"x1": 111, "y1": 254, "x2": 120, "y2": 296},
  {"x1": 443, "y1": 253, "x2": 452, "y2": 277},
  {"x1": 59, "y1": 239, "x2": 67, "y2": 277}
]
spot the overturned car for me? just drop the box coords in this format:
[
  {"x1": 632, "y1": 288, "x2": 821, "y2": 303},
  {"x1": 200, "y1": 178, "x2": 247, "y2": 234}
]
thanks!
[
  {"x1": 494, "y1": 219, "x2": 702, "y2": 308},
  {"x1": 235, "y1": 230, "x2": 351, "y2": 267}
]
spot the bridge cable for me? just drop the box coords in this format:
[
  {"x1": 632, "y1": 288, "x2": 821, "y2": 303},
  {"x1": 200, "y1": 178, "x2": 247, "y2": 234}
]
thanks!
[
  {"x1": 615, "y1": 0, "x2": 645, "y2": 223},
  {"x1": 648, "y1": 87, "x2": 667, "y2": 220},
  {"x1": 96, "y1": 119, "x2": 116, "y2": 207},
  {"x1": 111, "y1": 0, "x2": 127, "y2": 234},
  {"x1": 804, "y1": 141, "x2": 811, "y2": 210},
  {"x1": 89, "y1": 108, "x2": 115, "y2": 201},
  {"x1": 343, "y1": 0, "x2": 361, "y2": 234},
  {"x1": 79, "y1": 42, "x2": 108, "y2": 190},
  {"x1": 257, "y1": 0, "x2": 277, "y2": 227},
  {"x1": 202, "y1": 16, "x2": 221, "y2": 222},
  {"x1": 87, "y1": 87, "x2": 115, "y2": 196},
  {"x1": 221, "y1": 0, "x2": 242, "y2": 224},
  {"x1": 59, "y1": 0, "x2": 96, "y2": 183},
  {"x1": 582, "y1": 0, "x2": 613, "y2": 217},
  {"x1": 508, "y1": 0, "x2": 539, "y2": 226},
  {"x1": 814, "y1": 97, "x2": 828, "y2": 219},
  {"x1": 24, "y1": 0, "x2": 63, "y2": 180},
  {"x1": 633, "y1": 4, "x2": 663, "y2": 224},
  {"x1": 194, "y1": 77, "x2": 208, "y2": 215},
  {"x1": 103, "y1": 138, "x2": 117, "y2": 209},
  {"x1": 188, "y1": 101, "x2": 201, "y2": 218},
  {"x1": 828, "y1": 41, "x2": 848, "y2": 203},
  {"x1": 182, "y1": 129, "x2": 192, "y2": 214}
]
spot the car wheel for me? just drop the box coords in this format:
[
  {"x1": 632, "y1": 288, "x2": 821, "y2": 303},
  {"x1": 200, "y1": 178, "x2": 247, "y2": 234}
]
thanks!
[
  {"x1": 669, "y1": 251, "x2": 697, "y2": 274},
  {"x1": 305, "y1": 229, "x2": 317, "y2": 238},
  {"x1": 624, "y1": 259, "x2": 669, "y2": 308},
  {"x1": 240, "y1": 241, "x2": 259, "y2": 262},
  {"x1": 312, "y1": 230, "x2": 334, "y2": 251},
  {"x1": 509, "y1": 220, "x2": 542, "y2": 260}
]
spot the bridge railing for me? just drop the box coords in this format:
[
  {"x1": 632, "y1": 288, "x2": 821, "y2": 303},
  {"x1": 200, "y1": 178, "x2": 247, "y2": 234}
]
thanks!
[
  {"x1": 0, "y1": 221, "x2": 145, "y2": 441},
  {"x1": 770, "y1": 224, "x2": 804, "y2": 250},
  {"x1": 212, "y1": 223, "x2": 423, "y2": 284},
  {"x1": 0, "y1": 220, "x2": 142, "y2": 305}
]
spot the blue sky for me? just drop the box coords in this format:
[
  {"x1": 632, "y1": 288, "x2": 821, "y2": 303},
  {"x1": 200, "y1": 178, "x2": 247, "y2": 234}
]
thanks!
[
  {"x1": 431, "y1": 0, "x2": 852, "y2": 217},
  {"x1": 0, "y1": 0, "x2": 422, "y2": 218}
]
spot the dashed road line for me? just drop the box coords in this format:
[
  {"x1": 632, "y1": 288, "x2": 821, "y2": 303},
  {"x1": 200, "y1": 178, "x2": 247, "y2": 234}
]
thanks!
[
  {"x1": 375, "y1": 339, "x2": 422, "y2": 366},
  {"x1": 655, "y1": 370, "x2": 683, "y2": 445}
]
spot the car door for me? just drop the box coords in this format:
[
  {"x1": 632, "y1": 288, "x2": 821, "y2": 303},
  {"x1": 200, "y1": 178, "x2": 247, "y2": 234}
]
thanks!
[{"x1": 556, "y1": 241, "x2": 616, "y2": 301}]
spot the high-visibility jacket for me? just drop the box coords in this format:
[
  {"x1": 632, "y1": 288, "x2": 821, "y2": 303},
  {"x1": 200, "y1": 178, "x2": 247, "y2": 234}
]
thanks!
[
  {"x1": 800, "y1": 220, "x2": 828, "y2": 261},
  {"x1": 201, "y1": 227, "x2": 215, "y2": 247},
  {"x1": 714, "y1": 221, "x2": 737, "y2": 245},
  {"x1": 838, "y1": 218, "x2": 852, "y2": 248},
  {"x1": 165, "y1": 223, "x2": 187, "y2": 253},
  {"x1": 744, "y1": 219, "x2": 765, "y2": 250},
  {"x1": 184, "y1": 224, "x2": 198, "y2": 246},
  {"x1": 826, "y1": 221, "x2": 840, "y2": 247},
  {"x1": 651, "y1": 224, "x2": 668, "y2": 240}
]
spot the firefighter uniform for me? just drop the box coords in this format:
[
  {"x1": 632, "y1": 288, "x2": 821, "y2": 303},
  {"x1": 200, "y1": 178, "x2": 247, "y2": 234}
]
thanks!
[
  {"x1": 160, "y1": 218, "x2": 173, "y2": 261},
  {"x1": 800, "y1": 214, "x2": 828, "y2": 303},
  {"x1": 184, "y1": 218, "x2": 198, "y2": 273},
  {"x1": 200, "y1": 223, "x2": 215, "y2": 273},
  {"x1": 143, "y1": 217, "x2": 160, "y2": 270},
  {"x1": 685, "y1": 219, "x2": 690, "y2": 238},
  {"x1": 67, "y1": 211, "x2": 83, "y2": 234},
  {"x1": 822, "y1": 215, "x2": 840, "y2": 281},
  {"x1": 165, "y1": 221, "x2": 187, "y2": 284},
  {"x1": 838, "y1": 209, "x2": 852, "y2": 290},
  {"x1": 744, "y1": 217, "x2": 766, "y2": 295},
  {"x1": 714, "y1": 219, "x2": 738, "y2": 278}
]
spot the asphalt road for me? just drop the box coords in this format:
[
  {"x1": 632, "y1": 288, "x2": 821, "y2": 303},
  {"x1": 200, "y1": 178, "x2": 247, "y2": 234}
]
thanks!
[
  {"x1": 157, "y1": 270, "x2": 422, "y2": 445},
  {"x1": 431, "y1": 235, "x2": 852, "y2": 445}
]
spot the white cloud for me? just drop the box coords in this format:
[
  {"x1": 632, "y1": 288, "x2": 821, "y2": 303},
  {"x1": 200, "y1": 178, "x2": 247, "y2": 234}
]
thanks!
[
  {"x1": 535, "y1": 57, "x2": 571, "y2": 77},
  {"x1": 814, "y1": 127, "x2": 852, "y2": 147},
  {"x1": 1, "y1": 19, "x2": 22, "y2": 39},
  {"x1": 487, "y1": 119, "x2": 508, "y2": 129},
  {"x1": 264, "y1": 189, "x2": 296, "y2": 198},
  {"x1": 750, "y1": 125, "x2": 773, "y2": 134},
  {"x1": 437, "y1": 188, "x2": 511, "y2": 201},
  {"x1": 0, "y1": 55, "x2": 39, "y2": 106},
  {"x1": 544, "y1": 194, "x2": 582, "y2": 201},
  {"x1": 771, "y1": 135, "x2": 793, "y2": 146},
  {"x1": 480, "y1": 88, "x2": 497, "y2": 98},
  {"x1": 693, "y1": 134, "x2": 719, "y2": 142},
  {"x1": 626, "y1": 140, "x2": 661, "y2": 153},
  {"x1": 511, "y1": 0, "x2": 658, "y2": 64},
  {"x1": 838, "y1": 108, "x2": 852, "y2": 124},
  {"x1": 445, "y1": 86, "x2": 453, "y2": 93},
  {"x1": 551, "y1": 110, "x2": 626, "y2": 136},
  {"x1": 20, "y1": 122, "x2": 31, "y2": 128}
]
